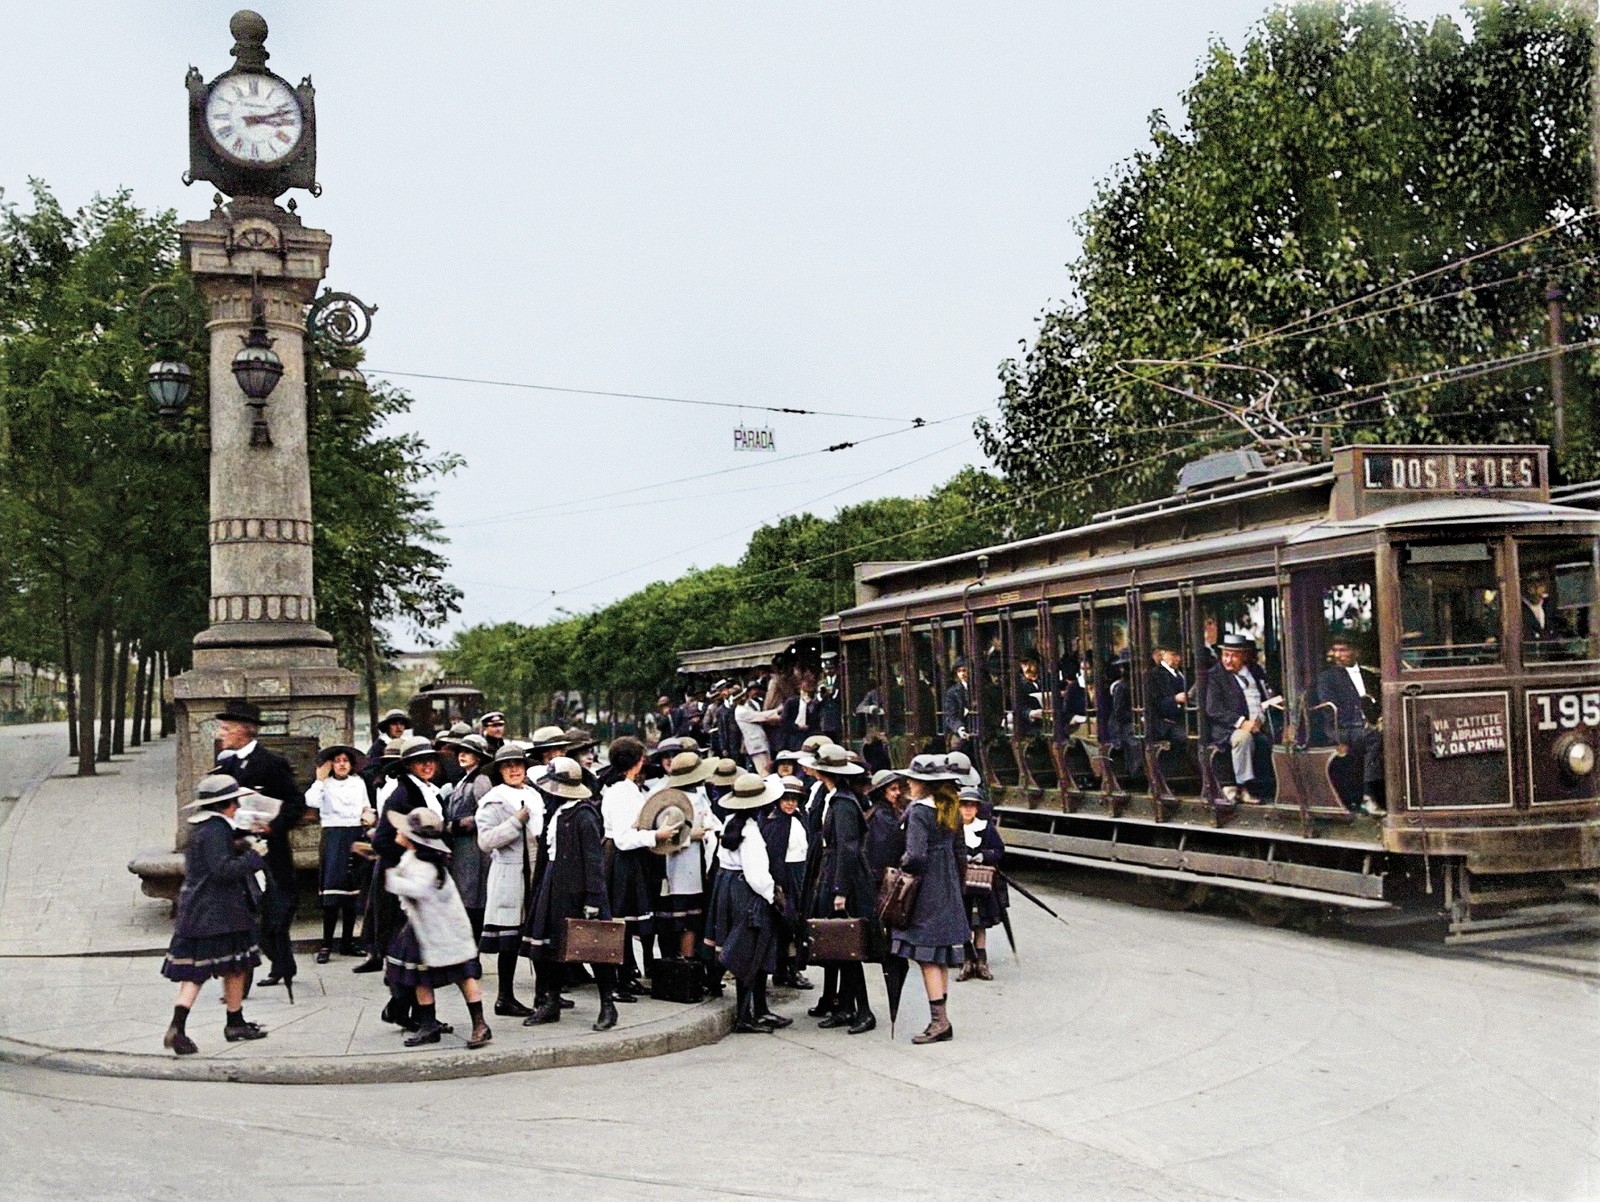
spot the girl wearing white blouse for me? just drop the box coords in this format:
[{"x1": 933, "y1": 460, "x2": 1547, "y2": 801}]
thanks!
[{"x1": 306, "y1": 745, "x2": 373, "y2": 963}]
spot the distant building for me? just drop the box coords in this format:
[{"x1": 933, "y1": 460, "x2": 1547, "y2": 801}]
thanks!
[{"x1": 0, "y1": 659, "x2": 67, "y2": 724}]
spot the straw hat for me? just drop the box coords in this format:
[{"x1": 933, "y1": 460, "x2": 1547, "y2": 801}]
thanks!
[
  {"x1": 377, "y1": 708, "x2": 410, "y2": 729},
  {"x1": 945, "y1": 750, "x2": 981, "y2": 787},
  {"x1": 779, "y1": 776, "x2": 807, "y2": 797},
  {"x1": 722, "y1": 773, "x2": 784, "y2": 811},
  {"x1": 636, "y1": 788, "x2": 694, "y2": 856},
  {"x1": 397, "y1": 735, "x2": 439, "y2": 763},
  {"x1": 709, "y1": 757, "x2": 741, "y2": 788},
  {"x1": 536, "y1": 756, "x2": 592, "y2": 800},
  {"x1": 811, "y1": 743, "x2": 865, "y2": 777},
  {"x1": 493, "y1": 742, "x2": 531, "y2": 765},
  {"x1": 181, "y1": 773, "x2": 258, "y2": 812},
  {"x1": 456, "y1": 734, "x2": 492, "y2": 761},
  {"x1": 664, "y1": 752, "x2": 715, "y2": 789},
  {"x1": 388, "y1": 807, "x2": 449, "y2": 853},
  {"x1": 654, "y1": 737, "x2": 686, "y2": 760},
  {"x1": 316, "y1": 744, "x2": 363, "y2": 766},
  {"x1": 800, "y1": 734, "x2": 832, "y2": 755},
  {"x1": 527, "y1": 725, "x2": 571, "y2": 752},
  {"x1": 867, "y1": 768, "x2": 903, "y2": 796},
  {"x1": 902, "y1": 753, "x2": 962, "y2": 782}
]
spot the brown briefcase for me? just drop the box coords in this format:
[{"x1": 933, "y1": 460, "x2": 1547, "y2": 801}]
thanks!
[
  {"x1": 876, "y1": 867, "x2": 920, "y2": 929},
  {"x1": 807, "y1": 917, "x2": 867, "y2": 962},
  {"x1": 561, "y1": 917, "x2": 627, "y2": 965},
  {"x1": 963, "y1": 864, "x2": 996, "y2": 893}
]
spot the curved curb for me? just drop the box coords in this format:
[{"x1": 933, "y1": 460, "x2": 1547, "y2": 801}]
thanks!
[{"x1": 0, "y1": 998, "x2": 734, "y2": 1085}]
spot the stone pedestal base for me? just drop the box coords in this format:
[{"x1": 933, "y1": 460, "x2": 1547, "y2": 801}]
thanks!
[{"x1": 167, "y1": 653, "x2": 359, "y2": 850}]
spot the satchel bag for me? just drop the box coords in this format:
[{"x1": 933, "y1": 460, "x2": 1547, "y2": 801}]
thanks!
[
  {"x1": 806, "y1": 917, "x2": 867, "y2": 962},
  {"x1": 560, "y1": 917, "x2": 627, "y2": 965},
  {"x1": 963, "y1": 863, "x2": 996, "y2": 893},
  {"x1": 876, "y1": 867, "x2": 921, "y2": 929}
]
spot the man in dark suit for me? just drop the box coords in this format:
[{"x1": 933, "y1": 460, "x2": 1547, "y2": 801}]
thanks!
[
  {"x1": 212, "y1": 700, "x2": 306, "y2": 990},
  {"x1": 1143, "y1": 646, "x2": 1188, "y2": 745},
  {"x1": 780, "y1": 676, "x2": 820, "y2": 753},
  {"x1": 942, "y1": 659, "x2": 974, "y2": 755},
  {"x1": 1313, "y1": 640, "x2": 1385, "y2": 816},
  {"x1": 1014, "y1": 658, "x2": 1046, "y2": 740},
  {"x1": 1203, "y1": 635, "x2": 1282, "y2": 804}
]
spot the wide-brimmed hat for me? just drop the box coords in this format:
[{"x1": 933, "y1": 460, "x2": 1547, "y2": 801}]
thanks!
[
  {"x1": 778, "y1": 776, "x2": 807, "y2": 797},
  {"x1": 773, "y1": 749, "x2": 807, "y2": 766},
  {"x1": 562, "y1": 727, "x2": 597, "y2": 753},
  {"x1": 902, "y1": 753, "x2": 962, "y2": 782},
  {"x1": 636, "y1": 788, "x2": 694, "y2": 856},
  {"x1": 677, "y1": 736, "x2": 702, "y2": 754},
  {"x1": 867, "y1": 768, "x2": 903, "y2": 796},
  {"x1": 664, "y1": 751, "x2": 715, "y2": 789},
  {"x1": 396, "y1": 735, "x2": 439, "y2": 764},
  {"x1": 653, "y1": 737, "x2": 686, "y2": 760},
  {"x1": 945, "y1": 750, "x2": 981, "y2": 787},
  {"x1": 1219, "y1": 633, "x2": 1257, "y2": 651},
  {"x1": 811, "y1": 743, "x2": 865, "y2": 777},
  {"x1": 377, "y1": 708, "x2": 410, "y2": 729},
  {"x1": 388, "y1": 807, "x2": 449, "y2": 852},
  {"x1": 214, "y1": 699, "x2": 263, "y2": 726},
  {"x1": 723, "y1": 773, "x2": 784, "y2": 811},
  {"x1": 317, "y1": 744, "x2": 364, "y2": 767},
  {"x1": 709, "y1": 757, "x2": 741, "y2": 788},
  {"x1": 527, "y1": 725, "x2": 571, "y2": 752},
  {"x1": 957, "y1": 786, "x2": 986, "y2": 806},
  {"x1": 493, "y1": 742, "x2": 531, "y2": 766},
  {"x1": 456, "y1": 734, "x2": 492, "y2": 761},
  {"x1": 800, "y1": 734, "x2": 832, "y2": 755},
  {"x1": 181, "y1": 773, "x2": 259, "y2": 812},
  {"x1": 536, "y1": 756, "x2": 591, "y2": 800}
]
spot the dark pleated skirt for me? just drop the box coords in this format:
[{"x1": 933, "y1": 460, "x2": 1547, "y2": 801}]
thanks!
[
  {"x1": 890, "y1": 937, "x2": 965, "y2": 967},
  {"x1": 965, "y1": 888, "x2": 1005, "y2": 930},
  {"x1": 478, "y1": 923, "x2": 523, "y2": 954},
  {"x1": 656, "y1": 890, "x2": 704, "y2": 934},
  {"x1": 383, "y1": 922, "x2": 483, "y2": 989},
  {"x1": 161, "y1": 930, "x2": 261, "y2": 983},
  {"x1": 318, "y1": 826, "x2": 363, "y2": 901},
  {"x1": 708, "y1": 871, "x2": 777, "y2": 982},
  {"x1": 608, "y1": 849, "x2": 656, "y2": 928}
]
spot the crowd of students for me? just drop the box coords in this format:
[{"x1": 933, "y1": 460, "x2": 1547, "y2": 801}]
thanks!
[{"x1": 160, "y1": 697, "x2": 1010, "y2": 1055}]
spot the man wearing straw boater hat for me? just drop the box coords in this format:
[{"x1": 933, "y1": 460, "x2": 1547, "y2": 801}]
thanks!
[
  {"x1": 211, "y1": 699, "x2": 305, "y2": 995},
  {"x1": 160, "y1": 774, "x2": 272, "y2": 1055}
]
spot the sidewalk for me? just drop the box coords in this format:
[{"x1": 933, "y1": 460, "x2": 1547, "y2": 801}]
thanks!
[{"x1": 0, "y1": 738, "x2": 731, "y2": 1082}]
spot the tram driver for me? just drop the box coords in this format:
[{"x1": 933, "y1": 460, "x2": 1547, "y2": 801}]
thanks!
[
  {"x1": 1312, "y1": 640, "x2": 1385, "y2": 816},
  {"x1": 1204, "y1": 634, "x2": 1283, "y2": 804}
]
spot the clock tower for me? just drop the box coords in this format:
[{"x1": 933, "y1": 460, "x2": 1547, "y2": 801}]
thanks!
[{"x1": 162, "y1": 10, "x2": 359, "y2": 857}]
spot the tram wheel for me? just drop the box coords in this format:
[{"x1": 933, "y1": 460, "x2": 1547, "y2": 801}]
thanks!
[{"x1": 1233, "y1": 892, "x2": 1293, "y2": 927}]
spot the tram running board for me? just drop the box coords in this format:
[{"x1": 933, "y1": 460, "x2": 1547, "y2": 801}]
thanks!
[
  {"x1": 1446, "y1": 903, "x2": 1600, "y2": 945},
  {"x1": 1006, "y1": 844, "x2": 1393, "y2": 909}
]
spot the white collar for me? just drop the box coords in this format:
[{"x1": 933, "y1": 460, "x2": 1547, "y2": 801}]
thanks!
[
  {"x1": 912, "y1": 797, "x2": 935, "y2": 809},
  {"x1": 224, "y1": 739, "x2": 258, "y2": 760}
]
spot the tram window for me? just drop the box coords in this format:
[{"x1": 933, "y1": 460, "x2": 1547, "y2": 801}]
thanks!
[
  {"x1": 1143, "y1": 598, "x2": 1183, "y2": 665},
  {"x1": 844, "y1": 637, "x2": 876, "y2": 742},
  {"x1": 1050, "y1": 607, "x2": 1091, "y2": 737},
  {"x1": 1398, "y1": 543, "x2": 1501, "y2": 669},
  {"x1": 912, "y1": 627, "x2": 939, "y2": 737},
  {"x1": 882, "y1": 631, "x2": 907, "y2": 737},
  {"x1": 1519, "y1": 538, "x2": 1598, "y2": 664},
  {"x1": 1094, "y1": 606, "x2": 1131, "y2": 745},
  {"x1": 1012, "y1": 614, "x2": 1044, "y2": 738},
  {"x1": 1198, "y1": 589, "x2": 1280, "y2": 680},
  {"x1": 975, "y1": 616, "x2": 1005, "y2": 735}
]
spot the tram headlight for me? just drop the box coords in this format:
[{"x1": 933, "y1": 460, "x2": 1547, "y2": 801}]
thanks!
[{"x1": 1555, "y1": 733, "x2": 1596, "y2": 778}]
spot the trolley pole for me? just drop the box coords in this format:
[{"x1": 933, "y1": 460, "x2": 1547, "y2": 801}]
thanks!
[{"x1": 1546, "y1": 285, "x2": 1567, "y2": 458}]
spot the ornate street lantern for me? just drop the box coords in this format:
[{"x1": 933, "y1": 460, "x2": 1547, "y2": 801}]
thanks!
[
  {"x1": 232, "y1": 286, "x2": 283, "y2": 446},
  {"x1": 146, "y1": 359, "x2": 193, "y2": 419},
  {"x1": 317, "y1": 363, "x2": 368, "y2": 413},
  {"x1": 306, "y1": 289, "x2": 377, "y2": 418}
]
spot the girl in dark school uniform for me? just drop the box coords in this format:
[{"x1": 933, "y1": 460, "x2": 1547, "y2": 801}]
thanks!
[
  {"x1": 761, "y1": 776, "x2": 812, "y2": 990},
  {"x1": 305, "y1": 745, "x2": 371, "y2": 963},
  {"x1": 957, "y1": 787, "x2": 1007, "y2": 983},
  {"x1": 891, "y1": 754, "x2": 971, "y2": 1044},
  {"x1": 707, "y1": 773, "x2": 787, "y2": 1033},
  {"x1": 805, "y1": 743, "x2": 877, "y2": 1035}
]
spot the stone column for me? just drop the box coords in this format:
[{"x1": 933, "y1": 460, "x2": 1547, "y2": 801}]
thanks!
[{"x1": 166, "y1": 196, "x2": 359, "y2": 847}]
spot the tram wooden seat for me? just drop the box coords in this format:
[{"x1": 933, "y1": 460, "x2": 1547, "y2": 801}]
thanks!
[{"x1": 1272, "y1": 744, "x2": 1351, "y2": 817}]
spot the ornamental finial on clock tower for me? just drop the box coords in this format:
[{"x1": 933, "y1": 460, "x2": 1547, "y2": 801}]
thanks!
[{"x1": 229, "y1": 10, "x2": 270, "y2": 71}]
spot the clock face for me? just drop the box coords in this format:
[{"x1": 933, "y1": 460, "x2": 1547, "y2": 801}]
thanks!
[{"x1": 204, "y1": 74, "x2": 304, "y2": 166}]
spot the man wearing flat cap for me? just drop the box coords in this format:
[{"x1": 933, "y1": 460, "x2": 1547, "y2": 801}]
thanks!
[{"x1": 211, "y1": 699, "x2": 306, "y2": 989}]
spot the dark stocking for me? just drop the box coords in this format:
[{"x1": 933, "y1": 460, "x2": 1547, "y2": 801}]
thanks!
[
  {"x1": 321, "y1": 904, "x2": 339, "y2": 947},
  {"x1": 496, "y1": 950, "x2": 523, "y2": 1005}
]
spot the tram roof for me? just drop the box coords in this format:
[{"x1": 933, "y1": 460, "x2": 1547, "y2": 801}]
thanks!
[{"x1": 676, "y1": 632, "x2": 834, "y2": 675}]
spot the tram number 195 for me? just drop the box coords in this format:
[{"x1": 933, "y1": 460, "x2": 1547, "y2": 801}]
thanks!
[{"x1": 1534, "y1": 691, "x2": 1600, "y2": 731}]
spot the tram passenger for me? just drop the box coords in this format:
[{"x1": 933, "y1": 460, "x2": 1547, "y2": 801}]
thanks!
[
  {"x1": 735, "y1": 681, "x2": 780, "y2": 775},
  {"x1": 1143, "y1": 647, "x2": 1189, "y2": 746},
  {"x1": 1521, "y1": 570, "x2": 1564, "y2": 644},
  {"x1": 943, "y1": 659, "x2": 975, "y2": 756},
  {"x1": 1204, "y1": 634, "x2": 1283, "y2": 804},
  {"x1": 1312, "y1": 640, "x2": 1386, "y2": 816},
  {"x1": 780, "y1": 670, "x2": 820, "y2": 753},
  {"x1": 1014, "y1": 657, "x2": 1046, "y2": 739}
]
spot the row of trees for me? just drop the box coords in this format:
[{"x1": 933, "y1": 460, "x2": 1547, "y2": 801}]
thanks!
[
  {"x1": 0, "y1": 183, "x2": 461, "y2": 772},
  {"x1": 448, "y1": 1, "x2": 1599, "y2": 723}
]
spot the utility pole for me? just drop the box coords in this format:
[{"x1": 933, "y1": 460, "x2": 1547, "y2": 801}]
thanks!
[
  {"x1": 1593, "y1": 0, "x2": 1600, "y2": 214},
  {"x1": 1546, "y1": 285, "x2": 1567, "y2": 458}
]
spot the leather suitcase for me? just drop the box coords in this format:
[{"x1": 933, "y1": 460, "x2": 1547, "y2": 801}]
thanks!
[
  {"x1": 807, "y1": 917, "x2": 867, "y2": 962},
  {"x1": 649, "y1": 957, "x2": 706, "y2": 1004},
  {"x1": 561, "y1": 917, "x2": 627, "y2": 965}
]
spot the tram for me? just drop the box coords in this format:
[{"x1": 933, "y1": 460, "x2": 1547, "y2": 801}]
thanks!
[
  {"x1": 676, "y1": 633, "x2": 836, "y2": 691},
  {"x1": 406, "y1": 676, "x2": 486, "y2": 737},
  {"x1": 692, "y1": 445, "x2": 1600, "y2": 937}
]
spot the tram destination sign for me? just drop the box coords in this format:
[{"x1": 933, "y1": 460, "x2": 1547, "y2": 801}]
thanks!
[
  {"x1": 1331, "y1": 445, "x2": 1548, "y2": 518},
  {"x1": 1429, "y1": 710, "x2": 1508, "y2": 759}
]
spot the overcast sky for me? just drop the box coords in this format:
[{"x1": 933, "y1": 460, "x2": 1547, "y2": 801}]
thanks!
[{"x1": 3, "y1": 1, "x2": 1466, "y2": 644}]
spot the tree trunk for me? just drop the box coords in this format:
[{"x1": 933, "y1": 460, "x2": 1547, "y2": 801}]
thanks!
[
  {"x1": 362, "y1": 601, "x2": 381, "y2": 743},
  {"x1": 63, "y1": 616, "x2": 79, "y2": 760},
  {"x1": 96, "y1": 624, "x2": 115, "y2": 762},
  {"x1": 111, "y1": 634, "x2": 130, "y2": 755},
  {"x1": 130, "y1": 649, "x2": 146, "y2": 748},
  {"x1": 158, "y1": 651, "x2": 172, "y2": 738},
  {"x1": 76, "y1": 618, "x2": 100, "y2": 776},
  {"x1": 142, "y1": 651, "x2": 157, "y2": 742}
]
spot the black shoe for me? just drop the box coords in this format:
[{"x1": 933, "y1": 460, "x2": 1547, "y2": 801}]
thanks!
[
  {"x1": 404, "y1": 1020, "x2": 444, "y2": 1047},
  {"x1": 257, "y1": 974, "x2": 284, "y2": 988},
  {"x1": 315, "y1": 947, "x2": 332, "y2": 965},
  {"x1": 732, "y1": 1018, "x2": 772, "y2": 1034},
  {"x1": 494, "y1": 998, "x2": 533, "y2": 1018},
  {"x1": 847, "y1": 1012, "x2": 877, "y2": 1035},
  {"x1": 757, "y1": 1012, "x2": 793, "y2": 1030},
  {"x1": 806, "y1": 998, "x2": 837, "y2": 1018},
  {"x1": 380, "y1": 999, "x2": 408, "y2": 1027},
  {"x1": 560, "y1": 995, "x2": 574, "y2": 1009},
  {"x1": 785, "y1": 974, "x2": 814, "y2": 990},
  {"x1": 224, "y1": 1022, "x2": 267, "y2": 1043},
  {"x1": 612, "y1": 989, "x2": 638, "y2": 1004},
  {"x1": 593, "y1": 1001, "x2": 619, "y2": 1032},
  {"x1": 351, "y1": 958, "x2": 383, "y2": 974},
  {"x1": 163, "y1": 1025, "x2": 198, "y2": 1056},
  {"x1": 338, "y1": 941, "x2": 360, "y2": 957},
  {"x1": 523, "y1": 997, "x2": 562, "y2": 1026},
  {"x1": 817, "y1": 1010, "x2": 857, "y2": 1029}
]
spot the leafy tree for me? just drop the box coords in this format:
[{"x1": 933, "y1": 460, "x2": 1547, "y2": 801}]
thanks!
[{"x1": 978, "y1": 0, "x2": 1599, "y2": 527}]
